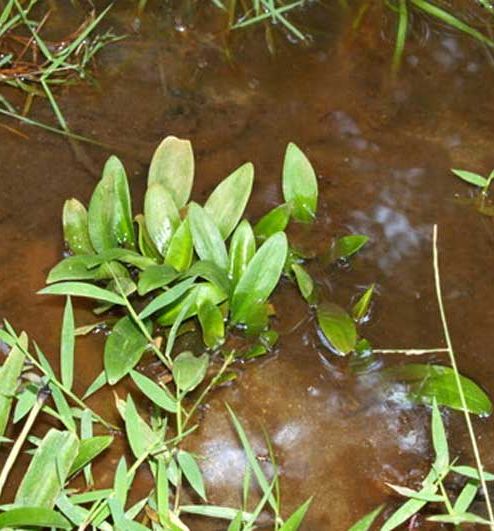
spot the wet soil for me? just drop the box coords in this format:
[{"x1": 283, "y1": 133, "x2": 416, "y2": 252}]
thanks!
[{"x1": 1, "y1": 1, "x2": 494, "y2": 528}]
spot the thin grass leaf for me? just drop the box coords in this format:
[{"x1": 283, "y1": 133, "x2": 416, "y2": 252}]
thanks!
[
  {"x1": 278, "y1": 497, "x2": 312, "y2": 530},
  {"x1": 180, "y1": 505, "x2": 254, "y2": 521},
  {"x1": 157, "y1": 457, "x2": 170, "y2": 527},
  {"x1": 431, "y1": 398, "x2": 449, "y2": 474},
  {"x1": 139, "y1": 277, "x2": 196, "y2": 319},
  {"x1": 453, "y1": 480, "x2": 478, "y2": 514},
  {"x1": 451, "y1": 465, "x2": 494, "y2": 481},
  {"x1": 60, "y1": 297, "x2": 75, "y2": 390},
  {"x1": 69, "y1": 436, "x2": 114, "y2": 477},
  {"x1": 39, "y1": 282, "x2": 125, "y2": 306},
  {"x1": 123, "y1": 394, "x2": 161, "y2": 459},
  {"x1": 82, "y1": 371, "x2": 107, "y2": 399},
  {"x1": 348, "y1": 505, "x2": 384, "y2": 531},
  {"x1": 130, "y1": 370, "x2": 177, "y2": 413}
]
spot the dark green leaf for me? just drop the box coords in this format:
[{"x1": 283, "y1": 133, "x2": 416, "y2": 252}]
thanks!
[
  {"x1": 451, "y1": 169, "x2": 488, "y2": 188},
  {"x1": 231, "y1": 232, "x2": 288, "y2": 325},
  {"x1": 139, "y1": 277, "x2": 196, "y2": 319},
  {"x1": 172, "y1": 351, "x2": 209, "y2": 393},
  {"x1": 63, "y1": 199, "x2": 94, "y2": 255},
  {"x1": 204, "y1": 162, "x2": 254, "y2": 239},
  {"x1": 331, "y1": 235, "x2": 369, "y2": 262},
  {"x1": 0, "y1": 507, "x2": 72, "y2": 529},
  {"x1": 69, "y1": 436, "x2": 113, "y2": 477},
  {"x1": 349, "y1": 505, "x2": 384, "y2": 531},
  {"x1": 130, "y1": 370, "x2": 177, "y2": 413},
  {"x1": 282, "y1": 143, "x2": 318, "y2": 223},
  {"x1": 189, "y1": 202, "x2": 229, "y2": 270},
  {"x1": 254, "y1": 203, "x2": 291, "y2": 241},
  {"x1": 104, "y1": 316, "x2": 151, "y2": 385},
  {"x1": 229, "y1": 219, "x2": 256, "y2": 288},
  {"x1": 138, "y1": 264, "x2": 179, "y2": 296},
  {"x1": 39, "y1": 282, "x2": 125, "y2": 306},
  {"x1": 198, "y1": 298, "x2": 225, "y2": 349},
  {"x1": 317, "y1": 302, "x2": 357, "y2": 355},
  {"x1": 60, "y1": 297, "x2": 75, "y2": 390},
  {"x1": 291, "y1": 263, "x2": 315, "y2": 304},
  {"x1": 278, "y1": 498, "x2": 312, "y2": 530},
  {"x1": 165, "y1": 217, "x2": 193, "y2": 272},
  {"x1": 148, "y1": 136, "x2": 194, "y2": 208},
  {"x1": 177, "y1": 450, "x2": 207, "y2": 501}
]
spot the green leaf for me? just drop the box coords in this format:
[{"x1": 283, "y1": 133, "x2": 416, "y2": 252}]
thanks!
[
  {"x1": 139, "y1": 277, "x2": 197, "y2": 319},
  {"x1": 352, "y1": 284, "x2": 375, "y2": 322},
  {"x1": 317, "y1": 302, "x2": 357, "y2": 355},
  {"x1": 451, "y1": 465, "x2": 494, "y2": 481},
  {"x1": 82, "y1": 371, "x2": 107, "y2": 399},
  {"x1": 229, "y1": 219, "x2": 256, "y2": 288},
  {"x1": 88, "y1": 248, "x2": 156, "y2": 271},
  {"x1": 15, "y1": 429, "x2": 79, "y2": 508},
  {"x1": 47, "y1": 255, "x2": 102, "y2": 284},
  {"x1": 330, "y1": 235, "x2": 369, "y2": 262},
  {"x1": 254, "y1": 203, "x2": 291, "y2": 241},
  {"x1": 148, "y1": 136, "x2": 194, "y2": 208},
  {"x1": 427, "y1": 512, "x2": 492, "y2": 525},
  {"x1": 291, "y1": 263, "x2": 315, "y2": 304},
  {"x1": 204, "y1": 162, "x2": 254, "y2": 239},
  {"x1": 109, "y1": 155, "x2": 136, "y2": 249},
  {"x1": 185, "y1": 260, "x2": 230, "y2": 296},
  {"x1": 431, "y1": 398, "x2": 449, "y2": 474},
  {"x1": 104, "y1": 316, "x2": 151, "y2": 385},
  {"x1": 451, "y1": 169, "x2": 488, "y2": 188},
  {"x1": 0, "y1": 507, "x2": 72, "y2": 529},
  {"x1": 130, "y1": 370, "x2": 177, "y2": 413},
  {"x1": 138, "y1": 264, "x2": 180, "y2": 296},
  {"x1": 231, "y1": 232, "x2": 288, "y2": 325},
  {"x1": 172, "y1": 351, "x2": 209, "y2": 393},
  {"x1": 123, "y1": 394, "x2": 160, "y2": 458},
  {"x1": 189, "y1": 202, "x2": 228, "y2": 270},
  {"x1": 165, "y1": 217, "x2": 193, "y2": 272},
  {"x1": 177, "y1": 450, "x2": 207, "y2": 501},
  {"x1": 60, "y1": 297, "x2": 75, "y2": 390},
  {"x1": 0, "y1": 332, "x2": 27, "y2": 438},
  {"x1": 198, "y1": 298, "x2": 225, "y2": 349},
  {"x1": 136, "y1": 213, "x2": 161, "y2": 260},
  {"x1": 39, "y1": 282, "x2": 125, "y2": 306},
  {"x1": 453, "y1": 481, "x2": 478, "y2": 513},
  {"x1": 62, "y1": 199, "x2": 94, "y2": 255},
  {"x1": 69, "y1": 436, "x2": 114, "y2": 477},
  {"x1": 348, "y1": 505, "x2": 384, "y2": 531},
  {"x1": 278, "y1": 498, "x2": 312, "y2": 530},
  {"x1": 227, "y1": 512, "x2": 243, "y2": 531},
  {"x1": 282, "y1": 143, "x2": 318, "y2": 223},
  {"x1": 384, "y1": 364, "x2": 492, "y2": 416},
  {"x1": 387, "y1": 484, "x2": 444, "y2": 502},
  {"x1": 180, "y1": 505, "x2": 253, "y2": 522},
  {"x1": 144, "y1": 183, "x2": 181, "y2": 256}
]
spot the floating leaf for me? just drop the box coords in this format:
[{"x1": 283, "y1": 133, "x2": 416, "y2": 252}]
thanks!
[
  {"x1": 177, "y1": 450, "x2": 207, "y2": 501},
  {"x1": 0, "y1": 507, "x2": 72, "y2": 529},
  {"x1": 172, "y1": 351, "x2": 209, "y2": 393},
  {"x1": 229, "y1": 219, "x2": 256, "y2": 288},
  {"x1": 0, "y1": 332, "x2": 27, "y2": 438},
  {"x1": 189, "y1": 202, "x2": 228, "y2": 270},
  {"x1": 204, "y1": 162, "x2": 254, "y2": 239},
  {"x1": 451, "y1": 169, "x2": 488, "y2": 188},
  {"x1": 198, "y1": 298, "x2": 225, "y2": 349},
  {"x1": 69, "y1": 436, "x2": 114, "y2": 477},
  {"x1": 330, "y1": 235, "x2": 369, "y2": 262},
  {"x1": 278, "y1": 498, "x2": 312, "y2": 530},
  {"x1": 60, "y1": 297, "x2": 75, "y2": 390},
  {"x1": 352, "y1": 284, "x2": 375, "y2": 322},
  {"x1": 165, "y1": 217, "x2": 193, "y2": 272},
  {"x1": 384, "y1": 364, "x2": 492, "y2": 416},
  {"x1": 138, "y1": 264, "x2": 180, "y2": 296},
  {"x1": 104, "y1": 316, "x2": 152, "y2": 385},
  {"x1": 15, "y1": 429, "x2": 79, "y2": 508},
  {"x1": 282, "y1": 143, "x2": 318, "y2": 223},
  {"x1": 231, "y1": 232, "x2": 288, "y2": 325},
  {"x1": 139, "y1": 277, "x2": 196, "y2": 319},
  {"x1": 317, "y1": 302, "x2": 357, "y2": 355},
  {"x1": 144, "y1": 183, "x2": 181, "y2": 256},
  {"x1": 254, "y1": 203, "x2": 291, "y2": 241},
  {"x1": 292, "y1": 263, "x2": 315, "y2": 304},
  {"x1": 130, "y1": 370, "x2": 177, "y2": 413},
  {"x1": 39, "y1": 282, "x2": 125, "y2": 306},
  {"x1": 148, "y1": 136, "x2": 194, "y2": 208},
  {"x1": 63, "y1": 199, "x2": 94, "y2": 255},
  {"x1": 349, "y1": 505, "x2": 385, "y2": 531}
]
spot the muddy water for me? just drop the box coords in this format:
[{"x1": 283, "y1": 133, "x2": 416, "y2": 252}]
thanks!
[{"x1": 1, "y1": 0, "x2": 494, "y2": 528}]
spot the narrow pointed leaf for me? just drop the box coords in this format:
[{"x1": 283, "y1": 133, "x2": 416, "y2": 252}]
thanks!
[
  {"x1": 124, "y1": 394, "x2": 160, "y2": 458},
  {"x1": 60, "y1": 297, "x2": 75, "y2": 390},
  {"x1": 130, "y1": 370, "x2": 177, "y2": 413},
  {"x1": 229, "y1": 219, "x2": 256, "y2": 288},
  {"x1": 165, "y1": 217, "x2": 193, "y2": 272},
  {"x1": 349, "y1": 505, "x2": 384, "y2": 531},
  {"x1": 317, "y1": 302, "x2": 357, "y2": 355},
  {"x1": 331, "y1": 235, "x2": 369, "y2": 262},
  {"x1": 139, "y1": 277, "x2": 196, "y2": 319},
  {"x1": 352, "y1": 284, "x2": 374, "y2": 322},
  {"x1": 69, "y1": 436, "x2": 114, "y2": 477},
  {"x1": 292, "y1": 263, "x2": 315, "y2": 304},
  {"x1": 0, "y1": 507, "x2": 72, "y2": 529},
  {"x1": 254, "y1": 203, "x2": 291, "y2": 241},
  {"x1": 451, "y1": 169, "x2": 488, "y2": 188},
  {"x1": 431, "y1": 399, "x2": 449, "y2": 474},
  {"x1": 177, "y1": 450, "x2": 207, "y2": 501},
  {"x1": 278, "y1": 498, "x2": 312, "y2": 530},
  {"x1": 39, "y1": 282, "x2": 125, "y2": 306},
  {"x1": 63, "y1": 199, "x2": 94, "y2": 255},
  {"x1": 109, "y1": 155, "x2": 136, "y2": 249}
]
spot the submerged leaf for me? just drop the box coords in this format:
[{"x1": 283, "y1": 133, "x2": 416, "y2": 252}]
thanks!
[
  {"x1": 229, "y1": 219, "x2": 256, "y2": 288},
  {"x1": 63, "y1": 199, "x2": 94, "y2": 255},
  {"x1": 172, "y1": 351, "x2": 209, "y2": 393},
  {"x1": 148, "y1": 136, "x2": 194, "y2": 208},
  {"x1": 317, "y1": 303, "x2": 357, "y2": 355},
  {"x1": 282, "y1": 143, "x2": 318, "y2": 223},
  {"x1": 205, "y1": 162, "x2": 254, "y2": 239}
]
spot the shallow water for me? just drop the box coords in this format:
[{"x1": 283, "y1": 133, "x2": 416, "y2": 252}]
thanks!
[{"x1": 1, "y1": 1, "x2": 494, "y2": 528}]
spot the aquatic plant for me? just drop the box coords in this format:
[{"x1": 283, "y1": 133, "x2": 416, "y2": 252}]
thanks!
[{"x1": 452, "y1": 167, "x2": 494, "y2": 216}]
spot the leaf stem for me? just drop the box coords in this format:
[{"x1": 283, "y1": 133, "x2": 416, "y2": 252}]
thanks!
[{"x1": 374, "y1": 348, "x2": 448, "y2": 355}]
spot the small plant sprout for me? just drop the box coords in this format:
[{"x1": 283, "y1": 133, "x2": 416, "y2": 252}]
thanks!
[{"x1": 452, "y1": 167, "x2": 494, "y2": 215}]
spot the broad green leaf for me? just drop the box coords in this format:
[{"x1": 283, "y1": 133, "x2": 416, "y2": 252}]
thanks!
[
  {"x1": 69, "y1": 436, "x2": 114, "y2": 477},
  {"x1": 0, "y1": 332, "x2": 27, "y2": 438},
  {"x1": 317, "y1": 302, "x2": 357, "y2": 355},
  {"x1": 231, "y1": 232, "x2": 288, "y2": 325},
  {"x1": 278, "y1": 498, "x2": 312, "y2": 530},
  {"x1": 63, "y1": 199, "x2": 94, "y2": 255},
  {"x1": 172, "y1": 351, "x2": 209, "y2": 393},
  {"x1": 291, "y1": 263, "x2": 315, "y2": 304},
  {"x1": 282, "y1": 143, "x2": 318, "y2": 223},
  {"x1": 348, "y1": 505, "x2": 384, "y2": 531},
  {"x1": 39, "y1": 282, "x2": 125, "y2": 306},
  {"x1": 0, "y1": 507, "x2": 72, "y2": 529},
  {"x1": 165, "y1": 217, "x2": 193, "y2": 272},
  {"x1": 47, "y1": 255, "x2": 102, "y2": 284},
  {"x1": 228, "y1": 219, "x2": 256, "y2": 289},
  {"x1": 177, "y1": 450, "x2": 207, "y2": 500},
  {"x1": 138, "y1": 264, "x2": 180, "y2": 296},
  {"x1": 451, "y1": 169, "x2": 488, "y2": 188},
  {"x1": 240, "y1": 302, "x2": 270, "y2": 335},
  {"x1": 431, "y1": 398, "x2": 449, "y2": 474},
  {"x1": 123, "y1": 394, "x2": 160, "y2": 458},
  {"x1": 148, "y1": 136, "x2": 194, "y2": 208},
  {"x1": 185, "y1": 260, "x2": 230, "y2": 296},
  {"x1": 104, "y1": 316, "x2": 151, "y2": 384},
  {"x1": 130, "y1": 370, "x2": 177, "y2": 413},
  {"x1": 15, "y1": 429, "x2": 79, "y2": 508},
  {"x1": 198, "y1": 298, "x2": 225, "y2": 349},
  {"x1": 384, "y1": 364, "x2": 492, "y2": 416},
  {"x1": 144, "y1": 183, "x2": 181, "y2": 256},
  {"x1": 352, "y1": 284, "x2": 375, "y2": 322},
  {"x1": 254, "y1": 203, "x2": 291, "y2": 241},
  {"x1": 188, "y1": 202, "x2": 228, "y2": 270},
  {"x1": 135, "y1": 213, "x2": 161, "y2": 260},
  {"x1": 60, "y1": 297, "x2": 75, "y2": 390},
  {"x1": 331, "y1": 235, "x2": 369, "y2": 262},
  {"x1": 139, "y1": 277, "x2": 197, "y2": 319},
  {"x1": 204, "y1": 162, "x2": 254, "y2": 239}
]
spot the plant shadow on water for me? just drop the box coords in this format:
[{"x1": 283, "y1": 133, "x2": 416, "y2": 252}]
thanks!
[{"x1": 1, "y1": 1, "x2": 494, "y2": 529}]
